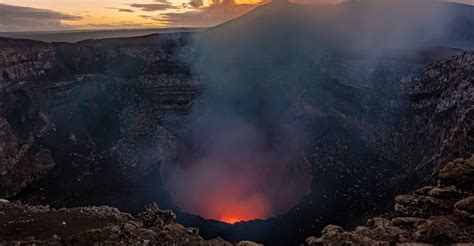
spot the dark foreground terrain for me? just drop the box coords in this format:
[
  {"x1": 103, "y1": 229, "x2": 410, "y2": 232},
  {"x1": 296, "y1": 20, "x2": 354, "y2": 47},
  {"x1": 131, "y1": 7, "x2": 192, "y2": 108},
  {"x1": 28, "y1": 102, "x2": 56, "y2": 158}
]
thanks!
[
  {"x1": 0, "y1": 1, "x2": 473, "y2": 245},
  {"x1": 0, "y1": 201, "x2": 233, "y2": 245}
]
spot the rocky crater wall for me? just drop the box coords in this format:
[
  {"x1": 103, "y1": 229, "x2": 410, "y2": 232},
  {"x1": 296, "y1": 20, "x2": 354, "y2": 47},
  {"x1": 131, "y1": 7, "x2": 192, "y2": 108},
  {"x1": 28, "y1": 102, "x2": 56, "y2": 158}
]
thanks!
[{"x1": 0, "y1": 33, "x2": 472, "y2": 244}]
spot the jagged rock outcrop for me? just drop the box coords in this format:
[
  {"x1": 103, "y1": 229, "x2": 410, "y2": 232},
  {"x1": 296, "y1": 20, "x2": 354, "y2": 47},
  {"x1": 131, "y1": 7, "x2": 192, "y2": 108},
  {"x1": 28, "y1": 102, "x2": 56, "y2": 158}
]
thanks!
[
  {"x1": 0, "y1": 113, "x2": 55, "y2": 198},
  {"x1": 439, "y1": 156, "x2": 474, "y2": 191},
  {"x1": 306, "y1": 155, "x2": 474, "y2": 245},
  {"x1": 0, "y1": 40, "x2": 57, "y2": 88},
  {"x1": 404, "y1": 52, "x2": 474, "y2": 178},
  {"x1": 0, "y1": 200, "x2": 231, "y2": 245}
]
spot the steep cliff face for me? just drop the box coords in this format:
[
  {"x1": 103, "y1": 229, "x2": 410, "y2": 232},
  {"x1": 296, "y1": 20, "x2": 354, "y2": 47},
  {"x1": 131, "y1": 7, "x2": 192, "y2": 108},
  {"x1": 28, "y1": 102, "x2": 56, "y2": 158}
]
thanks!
[
  {"x1": 405, "y1": 53, "x2": 474, "y2": 176},
  {"x1": 0, "y1": 39, "x2": 57, "y2": 87},
  {"x1": 305, "y1": 52, "x2": 474, "y2": 246},
  {"x1": 0, "y1": 34, "x2": 197, "y2": 210},
  {"x1": 0, "y1": 115, "x2": 55, "y2": 198}
]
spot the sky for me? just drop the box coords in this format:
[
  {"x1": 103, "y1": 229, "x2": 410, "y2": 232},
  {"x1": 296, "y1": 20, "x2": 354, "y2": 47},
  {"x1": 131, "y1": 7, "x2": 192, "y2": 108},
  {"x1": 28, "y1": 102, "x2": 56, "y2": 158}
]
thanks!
[{"x1": 0, "y1": 0, "x2": 473, "y2": 32}]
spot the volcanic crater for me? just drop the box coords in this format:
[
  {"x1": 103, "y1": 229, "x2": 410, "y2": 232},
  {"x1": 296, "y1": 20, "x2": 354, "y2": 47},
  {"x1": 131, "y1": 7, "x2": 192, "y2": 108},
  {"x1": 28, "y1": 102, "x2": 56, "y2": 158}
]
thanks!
[{"x1": 1, "y1": 1, "x2": 473, "y2": 245}]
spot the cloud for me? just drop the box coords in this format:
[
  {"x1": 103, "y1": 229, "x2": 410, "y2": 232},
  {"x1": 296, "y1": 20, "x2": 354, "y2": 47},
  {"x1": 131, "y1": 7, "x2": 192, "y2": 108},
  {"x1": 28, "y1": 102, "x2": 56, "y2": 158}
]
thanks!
[
  {"x1": 0, "y1": 3, "x2": 82, "y2": 32},
  {"x1": 129, "y1": 0, "x2": 176, "y2": 12},
  {"x1": 105, "y1": 7, "x2": 135, "y2": 13},
  {"x1": 119, "y1": 9, "x2": 135, "y2": 13},
  {"x1": 79, "y1": 22, "x2": 154, "y2": 29},
  {"x1": 188, "y1": 0, "x2": 205, "y2": 8},
  {"x1": 451, "y1": 0, "x2": 474, "y2": 4},
  {"x1": 342, "y1": 0, "x2": 474, "y2": 3}
]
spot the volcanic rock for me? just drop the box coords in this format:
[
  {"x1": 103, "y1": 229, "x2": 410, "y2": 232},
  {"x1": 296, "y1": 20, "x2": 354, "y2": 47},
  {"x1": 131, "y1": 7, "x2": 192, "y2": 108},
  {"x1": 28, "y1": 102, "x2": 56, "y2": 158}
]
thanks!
[
  {"x1": 0, "y1": 34, "x2": 196, "y2": 211},
  {"x1": 439, "y1": 156, "x2": 474, "y2": 191},
  {"x1": 306, "y1": 156, "x2": 474, "y2": 245},
  {"x1": 455, "y1": 196, "x2": 474, "y2": 215},
  {"x1": 136, "y1": 202, "x2": 176, "y2": 228},
  {"x1": 0, "y1": 114, "x2": 56, "y2": 198},
  {"x1": 0, "y1": 201, "x2": 230, "y2": 245}
]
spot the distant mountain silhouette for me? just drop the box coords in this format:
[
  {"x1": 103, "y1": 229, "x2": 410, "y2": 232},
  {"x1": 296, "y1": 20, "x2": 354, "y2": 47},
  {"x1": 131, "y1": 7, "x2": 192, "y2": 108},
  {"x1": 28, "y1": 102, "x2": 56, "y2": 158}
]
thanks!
[{"x1": 199, "y1": 1, "x2": 473, "y2": 60}]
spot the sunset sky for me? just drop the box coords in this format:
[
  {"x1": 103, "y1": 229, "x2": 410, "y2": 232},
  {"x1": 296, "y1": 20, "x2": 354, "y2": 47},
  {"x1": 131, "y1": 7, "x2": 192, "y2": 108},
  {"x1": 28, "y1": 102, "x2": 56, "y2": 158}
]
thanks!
[{"x1": 0, "y1": 0, "x2": 473, "y2": 32}]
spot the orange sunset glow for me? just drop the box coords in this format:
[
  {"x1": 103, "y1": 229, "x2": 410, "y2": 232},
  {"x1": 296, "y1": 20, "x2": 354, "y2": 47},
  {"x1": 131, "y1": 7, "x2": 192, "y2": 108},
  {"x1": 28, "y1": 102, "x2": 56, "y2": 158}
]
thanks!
[
  {"x1": 0, "y1": 0, "x2": 346, "y2": 31},
  {"x1": 1, "y1": 0, "x2": 472, "y2": 32}
]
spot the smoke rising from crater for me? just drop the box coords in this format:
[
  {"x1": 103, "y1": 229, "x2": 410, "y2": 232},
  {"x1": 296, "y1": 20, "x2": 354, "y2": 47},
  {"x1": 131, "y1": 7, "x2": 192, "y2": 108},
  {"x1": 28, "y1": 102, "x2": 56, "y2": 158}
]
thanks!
[{"x1": 162, "y1": 0, "x2": 473, "y2": 222}]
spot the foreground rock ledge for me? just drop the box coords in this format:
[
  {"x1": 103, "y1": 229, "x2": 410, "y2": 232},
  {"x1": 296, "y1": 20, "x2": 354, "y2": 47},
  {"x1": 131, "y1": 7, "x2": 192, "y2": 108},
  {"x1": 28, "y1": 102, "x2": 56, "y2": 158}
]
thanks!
[
  {"x1": 306, "y1": 155, "x2": 474, "y2": 245},
  {"x1": 0, "y1": 201, "x2": 232, "y2": 245}
]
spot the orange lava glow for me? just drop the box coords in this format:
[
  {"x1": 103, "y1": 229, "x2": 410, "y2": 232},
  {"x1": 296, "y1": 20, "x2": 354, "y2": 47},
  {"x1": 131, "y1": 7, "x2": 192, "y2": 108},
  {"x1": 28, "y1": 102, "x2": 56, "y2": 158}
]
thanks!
[
  {"x1": 208, "y1": 193, "x2": 271, "y2": 224},
  {"x1": 220, "y1": 217, "x2": 242, "y2": 224}
]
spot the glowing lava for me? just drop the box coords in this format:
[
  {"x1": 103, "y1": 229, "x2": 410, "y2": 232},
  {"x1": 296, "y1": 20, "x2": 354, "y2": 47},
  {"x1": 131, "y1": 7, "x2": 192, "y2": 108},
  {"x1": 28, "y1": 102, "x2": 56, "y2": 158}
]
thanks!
[
  {"x1": 220, "y1": 217, "x2": 242, "y2": 224},
  {"x1": 208, "y1": 192, "x2": 271, "y2": 224}
]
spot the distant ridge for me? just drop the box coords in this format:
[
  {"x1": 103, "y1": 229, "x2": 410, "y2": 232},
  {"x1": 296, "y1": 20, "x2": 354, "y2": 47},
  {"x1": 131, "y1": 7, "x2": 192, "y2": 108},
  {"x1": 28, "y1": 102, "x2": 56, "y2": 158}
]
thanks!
[{"x1": 0, "y1": 28, "x2": 203, "y2": 43}]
